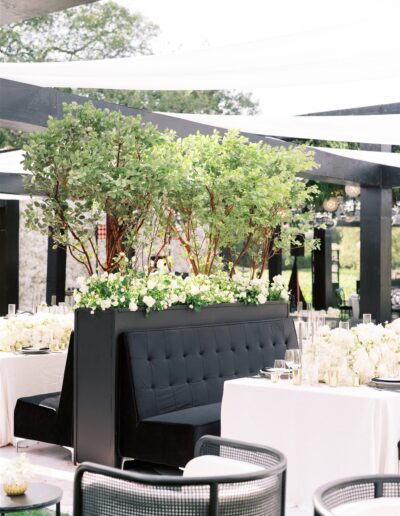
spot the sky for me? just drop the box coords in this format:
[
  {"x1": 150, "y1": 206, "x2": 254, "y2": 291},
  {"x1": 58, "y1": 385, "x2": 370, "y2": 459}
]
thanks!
[{"x1": 114, "y1": 0, "x2": 400, "y2": 113}]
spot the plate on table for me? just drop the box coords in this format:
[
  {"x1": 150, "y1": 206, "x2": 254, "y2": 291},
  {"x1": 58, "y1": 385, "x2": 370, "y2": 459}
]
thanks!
[
  {"x1": 20, "y1": 348, "x2": 50, "y2": 355},
  {"x1": 259, "y1": 368, "x2": 292, "y2": 378},
  {"x1": 368, "y1": 378, "x2": 400, "y2": 390},
  {"x1": 372, "y1": 377, "x2": 400, "y2": 383}
]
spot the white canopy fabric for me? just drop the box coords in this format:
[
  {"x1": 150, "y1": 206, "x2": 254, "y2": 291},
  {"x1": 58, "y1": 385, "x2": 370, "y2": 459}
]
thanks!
[
  {"x1": 1, "y1": 23, "x2": 400, "y2": 115},
  {"x1": 0, "y1": 150, "x2": 26, "y2": 175},
  {"x1": 0, "y1": 150, "x2": 31, "y2": 199},
  {"x1": 162, "y1": 113, "x2": 400, "y2": 146}
]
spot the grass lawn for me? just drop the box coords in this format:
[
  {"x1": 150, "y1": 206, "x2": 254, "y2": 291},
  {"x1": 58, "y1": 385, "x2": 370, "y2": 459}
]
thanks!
[
  {"x1": 282, "y1": 267, "x2": 359, "y2": 305},
  {"x1": 2, "y1": 510, "x2": 69, "y2": 516}
]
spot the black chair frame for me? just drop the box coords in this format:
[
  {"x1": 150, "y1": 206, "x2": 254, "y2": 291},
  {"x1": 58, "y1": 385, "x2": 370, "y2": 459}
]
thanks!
[
  {"x1": 314, "y1": 475, "x2": 400, "y2": 516},
  {"x1": 74, "y1": 435, "x2": 287, "y2": 516}
]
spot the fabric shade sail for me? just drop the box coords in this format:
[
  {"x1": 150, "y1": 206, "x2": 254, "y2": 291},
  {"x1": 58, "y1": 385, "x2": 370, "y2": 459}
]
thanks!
[
  {"x1": 0, "y1": 150, "x2": 30, "y2": 198},
  {"x1": 1, "y1": 22, "x2": 400, "y2": 115},
  {"x1": 162, "y1": 113, "x2": 400, "y2": 146}
]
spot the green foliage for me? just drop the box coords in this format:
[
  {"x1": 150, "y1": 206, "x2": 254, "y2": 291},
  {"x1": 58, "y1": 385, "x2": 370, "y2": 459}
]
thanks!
[
  {"x1": 85, "y1": 89, "x2": 259, "y2": 115},
  {"x1": 23, "y1": 102, "x2": 175, "y2": 274},
  {"x1": 0, "y1": 1, "x2": 158, "y2": 62},
  {"x1": 163, "y1": 130, "x2": 319, "y2": 276},
  {"x1": 24, "y1": 103, "x2": 319, "y2": 277}
]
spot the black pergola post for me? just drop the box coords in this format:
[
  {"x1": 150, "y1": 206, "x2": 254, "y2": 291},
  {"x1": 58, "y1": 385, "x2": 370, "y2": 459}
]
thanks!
[
  {"x1": 268, "y1": 252, "x2": 282, "y2": 282},
  {"x1": 360, "y1": 186, "x2": 392, "y2": 323},
  {"x1": 46, "y1": 234, "x2": 67, "y2": 305},
  {"x1": 312, "y1": 228, "x2": 333, "y2": 310},
  {"x1": 0, "y1": 200, "x2": 19, "y2": 315}
]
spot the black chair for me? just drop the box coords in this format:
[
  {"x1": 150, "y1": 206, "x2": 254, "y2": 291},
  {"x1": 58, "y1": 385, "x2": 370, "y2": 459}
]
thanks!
[
  {"x1": 14, "y1": 332, "x2": 74, "y2": 448},
  {"x1": 74, "y1": 435, "x2": 287, "y2": 516},
  {"x1": 313, "y1": 475, "x2": 400, "y2": 515}
]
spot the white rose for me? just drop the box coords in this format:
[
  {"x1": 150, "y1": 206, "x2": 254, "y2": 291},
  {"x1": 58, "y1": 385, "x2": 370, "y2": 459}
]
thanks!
[
  {"x1": 170, "y1": 294, "x2": 179, "y2": 304},
  {"x1": 257, "y1": 294, "x2": 267, "y2": 304},
  {"x1": 143, "y1": 295, "x2": 156, "y2": 308},
  {"x1": 129, "y1": 301, "x2": 138, "y2": 312},
  {"x1": 100, "y1": 299, "x2": 112, "y2": 310},
  {"x1": 191, "y1": 286, "x2": 200, "y2": 295},
  {"x1": 147, "y1": 280, "x2": 156, "y2": 290}
]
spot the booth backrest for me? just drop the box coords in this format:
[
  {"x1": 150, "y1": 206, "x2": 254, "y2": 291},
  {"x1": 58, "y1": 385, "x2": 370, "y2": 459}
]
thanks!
[{"x1": 123, "y1": 317, "x2": 297, "y2": 421}]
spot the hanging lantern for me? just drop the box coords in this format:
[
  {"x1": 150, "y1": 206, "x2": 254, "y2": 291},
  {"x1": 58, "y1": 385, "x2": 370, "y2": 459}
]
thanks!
[
  {"x1": 323, "y1": 197, "x2": 339, "y2": 212},
  {"x1": 345, "y1": 184, "x2": 360, "y2": 198}
]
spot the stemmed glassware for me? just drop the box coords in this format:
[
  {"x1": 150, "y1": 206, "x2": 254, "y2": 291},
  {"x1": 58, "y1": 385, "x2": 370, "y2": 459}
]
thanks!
[{"x1": 285, "y1": 349, "x2": 302, "y2": 369}]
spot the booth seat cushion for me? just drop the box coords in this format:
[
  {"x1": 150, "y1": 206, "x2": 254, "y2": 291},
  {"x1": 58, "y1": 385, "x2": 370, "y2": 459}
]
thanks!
[
  {"x1": 128, "y1": 403, "x2": 221, "y2": 467},
  {"x1": 14, "y1": 392, "x2": 60, "y2": 444}
]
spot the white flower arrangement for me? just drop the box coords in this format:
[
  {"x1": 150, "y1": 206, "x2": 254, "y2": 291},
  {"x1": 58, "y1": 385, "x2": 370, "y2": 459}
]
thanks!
[
  {"x1": 73, "y1": 267, "x2": 290, "y2": 314},
  {"x1": 0, "y1": 454, "x2": 31, "y2": 485},
  {"x1": 303, "y1": 322, "x2": 400, "y2": 384},
  {"x1": 0, "y1": 313, "x2": 73, "y2": 352}
]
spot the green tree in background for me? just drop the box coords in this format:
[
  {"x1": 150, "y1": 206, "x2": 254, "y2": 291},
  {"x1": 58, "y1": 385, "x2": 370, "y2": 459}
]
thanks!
[{"x1": 0, "y1": 1, "x2": 258, "y2": 148}]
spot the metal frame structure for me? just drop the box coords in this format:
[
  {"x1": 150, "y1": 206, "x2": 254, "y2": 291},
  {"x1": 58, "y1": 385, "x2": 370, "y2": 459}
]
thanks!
[
  {"x1": 313, "y1": 474, "x2": 400, "y2": 516},
  {"x1": 73, "y1": 435, "x2": 287, "y2": 516},
  {"x1": 1, "y1": 78, "x2": 399, "y2": 320}
]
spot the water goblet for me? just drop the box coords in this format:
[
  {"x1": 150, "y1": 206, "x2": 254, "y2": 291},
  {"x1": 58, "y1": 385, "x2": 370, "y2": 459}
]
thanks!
[
  {"x1": 274, "y1": 359, "x2": 286, "y2": 371},
  {"x1": 7, "y1": 304, "x2": 16, "y2": 317},
  {"x1": 339, "y1": 321, "x2": 350, "y2": 330}
]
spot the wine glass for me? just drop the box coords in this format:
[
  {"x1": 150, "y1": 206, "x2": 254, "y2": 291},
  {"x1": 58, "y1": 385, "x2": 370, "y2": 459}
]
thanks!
[
  {"x1": 292, "y1": 349, "x2": 302, "y2": 369},
  {"x1": 274, "y1": 359, "x2": 287, "y2": 372},
  {"x1": 284, "y1": 350, "x2": 295, "y2": 369}
]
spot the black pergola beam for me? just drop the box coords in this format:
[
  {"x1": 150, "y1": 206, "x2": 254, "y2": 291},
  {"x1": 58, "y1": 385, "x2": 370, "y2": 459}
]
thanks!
[
  {"x1": 0, "y1": 78, "x2": 389, "y2": 188},
  {"x1": 305, "y1": 102, "x2": 400, "y2": 116},
  {"x1": 0, "y1": 173, "x2": 26, "y2": 195}
]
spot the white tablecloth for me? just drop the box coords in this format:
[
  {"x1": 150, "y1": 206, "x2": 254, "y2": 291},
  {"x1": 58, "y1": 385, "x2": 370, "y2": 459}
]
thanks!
[
  {"x1": 0, "y1": 352, "x2": 67, "y2": 446},
  {"x1": 221, "y1": 378, "x2": 400, "y2": 509}
]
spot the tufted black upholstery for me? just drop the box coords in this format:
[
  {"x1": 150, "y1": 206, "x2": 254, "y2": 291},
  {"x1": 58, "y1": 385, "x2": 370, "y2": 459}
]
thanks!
[{"x1": 119, "y1": 318, "x2": 297, "y2": 467}]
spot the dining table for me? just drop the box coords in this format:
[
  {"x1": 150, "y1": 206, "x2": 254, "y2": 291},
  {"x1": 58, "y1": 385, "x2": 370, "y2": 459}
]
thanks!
[
  {"x1": 0, "y1": 351, "x2": 67, "y2": 447},
  {"x1": 221, "y1": 377, "x2": 400, "y2": 511}
]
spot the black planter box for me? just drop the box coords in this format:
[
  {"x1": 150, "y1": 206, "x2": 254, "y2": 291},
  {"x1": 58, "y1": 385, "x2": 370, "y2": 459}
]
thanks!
[{"x1": 74, "y1": 302, "x2": 289, "y2": 466}]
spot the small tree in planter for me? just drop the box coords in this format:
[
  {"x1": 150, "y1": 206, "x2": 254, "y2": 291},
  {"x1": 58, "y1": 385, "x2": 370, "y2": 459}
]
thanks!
[
  {"x1": 23, "y1": 102, "x2": 175, "y2": 274},
  {"x1": 167, "y1": 130, "x2": 319, "y2": 277}
]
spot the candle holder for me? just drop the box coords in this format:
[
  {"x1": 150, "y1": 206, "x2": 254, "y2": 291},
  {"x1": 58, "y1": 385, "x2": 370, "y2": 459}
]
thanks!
[
  {"x1": 292, "y1": 367, "x2": 302, "y2": 385},
  {"x1": 3, "y1": 482, "x2": 28, "y2": 496},
  {"x1": 329, "y1": 367, "x2": 339, "y2": 387},
  {"x1": 270, "y1": 371, "x2": 279, "y2": 383},
  {"x1": 353, "y1": 372, "x2": 360, "y2": 387}
]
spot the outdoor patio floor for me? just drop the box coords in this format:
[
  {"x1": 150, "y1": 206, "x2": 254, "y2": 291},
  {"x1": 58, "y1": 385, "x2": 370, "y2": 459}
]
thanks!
[{"x1": 0, "y1": 443, "x2": 310, "y2": 515}]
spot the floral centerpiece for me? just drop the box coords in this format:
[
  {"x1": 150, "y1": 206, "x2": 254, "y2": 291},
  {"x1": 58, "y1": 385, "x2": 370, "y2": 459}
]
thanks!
[
  {"x1": 303, "y1": 320, "x2": 400, "y2": 384},
  {"x1": 73, "y1": 261, "x2": 290, "y2": 314},
  {"x1": 1, "y1": 454, "x2": 31, "y2": 496},
  {"x1": 0, "y1": 313, "x2": 73, "y2": 352}
]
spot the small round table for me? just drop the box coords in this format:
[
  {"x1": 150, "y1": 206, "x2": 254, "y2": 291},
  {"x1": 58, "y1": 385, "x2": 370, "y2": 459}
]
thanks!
[{"x1": 0, "y1": 483, "x2": 62, "y2": 515}]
